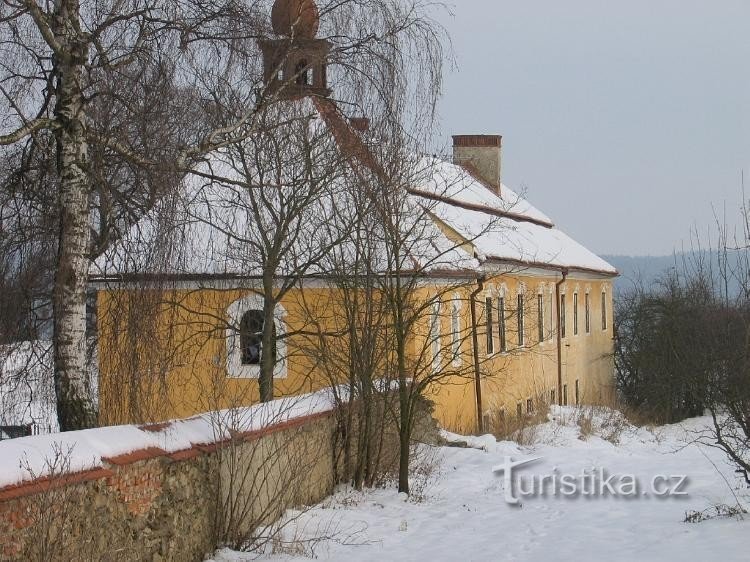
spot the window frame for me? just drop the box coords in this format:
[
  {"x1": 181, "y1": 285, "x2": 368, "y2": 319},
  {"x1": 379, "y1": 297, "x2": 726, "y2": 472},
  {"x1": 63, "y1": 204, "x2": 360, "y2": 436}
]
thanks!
[
  {"x1": 498, "y1": 296, "x2": 507, "y2": 352},
  {"x1": 451, "y1": 297, "x2": 461, "y2": 366},
  {"x1": 560, "y1": 293, "x2": 567, "y2": 339},
  {"x1": 239, "y1": 309, "x2": 267, "y2": 366},
  {"x1": 585, "y1": 292, "x2": 591, "y2": 334},
  {"x1": 517, "y1": 293, "x2": 525, "y2": 347},
  {"x1": 601, "y1": 290, "x2": 608, "y2": 331},
  {"x1": 431, "y1": 299, "x2": 441, "y2": 373},
  {"x1": 485, "y1": 296, "x2": 495, "y2": 355},
  {"x1": 294, "y1": 58, "x2": 310, "y2": 85},
  {"x1": 537, "y1": 293, "x2": 545, "y2": 343},
  {"x1": 573, "y1": 292, "x2": 579, "y2": 336},
  {"x1": 226, "y1": 295, "x2": 287, "y2": 379}
]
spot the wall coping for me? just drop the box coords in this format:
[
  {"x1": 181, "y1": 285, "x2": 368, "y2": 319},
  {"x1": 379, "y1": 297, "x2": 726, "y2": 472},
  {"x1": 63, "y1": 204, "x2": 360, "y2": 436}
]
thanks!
[{"x1": 0, "y1": 409, "x2": 336, "y2": 503}]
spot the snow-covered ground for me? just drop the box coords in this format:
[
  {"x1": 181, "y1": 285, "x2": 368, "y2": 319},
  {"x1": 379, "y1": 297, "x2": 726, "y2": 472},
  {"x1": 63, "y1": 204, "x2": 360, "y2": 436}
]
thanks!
[{"x1": 212, "y1": 407, "x2": 750, "y2": 562}]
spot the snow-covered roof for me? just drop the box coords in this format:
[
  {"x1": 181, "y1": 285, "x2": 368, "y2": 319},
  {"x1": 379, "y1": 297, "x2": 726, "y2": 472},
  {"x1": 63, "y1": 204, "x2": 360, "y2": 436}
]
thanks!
[
  {"x1": 93, "y1": 99, "x2": 477, "y2": 279},
  {"x1": 411, "y1": 158, "x2": 616, "y2": 275},
  {"x1": 93, "y1": 96, "x2": 615, "y2": 281}
]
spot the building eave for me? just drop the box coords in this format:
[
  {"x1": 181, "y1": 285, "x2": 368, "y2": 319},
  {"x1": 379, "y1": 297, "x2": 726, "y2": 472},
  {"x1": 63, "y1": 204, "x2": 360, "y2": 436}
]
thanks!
[{"x1": 482, "y1": 256, "x2": 619, "y2": 279}]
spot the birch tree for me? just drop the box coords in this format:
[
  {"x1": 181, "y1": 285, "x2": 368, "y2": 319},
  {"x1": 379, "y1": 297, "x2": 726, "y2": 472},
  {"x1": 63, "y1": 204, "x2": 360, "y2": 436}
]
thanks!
[
  {"x1": 0, "y1": 0, "x2": 269, "y2": 429},
  {"x1": 0, "y1": 0, "x2": 450, "y2": 429}
]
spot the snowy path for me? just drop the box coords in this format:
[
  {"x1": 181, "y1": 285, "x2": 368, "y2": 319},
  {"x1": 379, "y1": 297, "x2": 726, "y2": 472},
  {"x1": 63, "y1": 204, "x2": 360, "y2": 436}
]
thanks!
[{"x1": 212, "y1": 411, "x2": 750, "y2": 562}]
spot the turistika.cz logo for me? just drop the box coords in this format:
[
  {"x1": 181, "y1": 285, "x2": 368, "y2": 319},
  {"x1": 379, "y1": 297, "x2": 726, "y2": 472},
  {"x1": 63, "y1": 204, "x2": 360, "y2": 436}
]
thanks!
[{"x1": 492, "y1": 456, "x2": 689, "y2": 505}]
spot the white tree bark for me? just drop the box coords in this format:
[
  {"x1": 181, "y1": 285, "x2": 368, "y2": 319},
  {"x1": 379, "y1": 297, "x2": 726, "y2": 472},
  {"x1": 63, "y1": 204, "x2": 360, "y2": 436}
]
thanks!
[{"x1": 51, "y1": 1, "x2": 96, "y2": 430}]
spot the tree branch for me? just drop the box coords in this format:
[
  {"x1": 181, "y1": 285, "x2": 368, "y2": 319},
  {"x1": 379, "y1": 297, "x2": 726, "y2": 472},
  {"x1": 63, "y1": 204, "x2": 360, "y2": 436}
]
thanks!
[{"x1": 0, "y1": 117, "x2": 54, "y2": 145}]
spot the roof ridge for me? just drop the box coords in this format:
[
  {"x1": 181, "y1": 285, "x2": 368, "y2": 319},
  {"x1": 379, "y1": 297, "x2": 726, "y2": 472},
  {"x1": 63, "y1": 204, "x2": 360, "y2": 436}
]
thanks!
[{"x1": 407, "y1": 187, "x2": 555, "y2": 229}]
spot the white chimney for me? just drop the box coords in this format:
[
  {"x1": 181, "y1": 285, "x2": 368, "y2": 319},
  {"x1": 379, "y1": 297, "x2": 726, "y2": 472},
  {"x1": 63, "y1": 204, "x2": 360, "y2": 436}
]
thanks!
[{"x1": 452, "y1": 135, "x2": 502, "y2": 195}]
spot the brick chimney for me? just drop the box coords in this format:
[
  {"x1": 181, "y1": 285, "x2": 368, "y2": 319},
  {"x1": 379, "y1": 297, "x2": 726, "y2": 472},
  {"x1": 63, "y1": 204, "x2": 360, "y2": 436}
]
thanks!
[{"x1": 452, "y1": 135, "x2": 502, "y2": 195}]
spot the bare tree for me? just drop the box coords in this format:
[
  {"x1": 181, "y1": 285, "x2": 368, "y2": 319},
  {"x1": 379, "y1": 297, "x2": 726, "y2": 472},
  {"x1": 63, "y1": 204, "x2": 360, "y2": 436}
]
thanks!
[
  {"x1": 0, "y1": 0, "x2": 276, "y2": 429},
  {"x1": 188, "y1": 99, "x2": 356, "y2": 402},
  {"x1": 85, "y1": 0, "x2": 451, "y2": 426}
]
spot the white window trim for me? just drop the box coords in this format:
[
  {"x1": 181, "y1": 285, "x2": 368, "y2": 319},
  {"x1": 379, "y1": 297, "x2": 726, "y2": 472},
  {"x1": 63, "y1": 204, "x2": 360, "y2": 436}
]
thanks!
[
  {"x1": 498, "y1": 283, "x2": 508, "y2": 299},
  {"x1": 516, "y1": 290, "x2": 526, "y2": 348},
  {"x1": 226, "y1": 294, "x2": 288, "y2": 379},
  {"x1": 559, "y1": 292, "x2": 567, "y2": 340},
  {"x1": 484, "y1": 293, "x2": 496, "y2": 357},
  {"x1": 536, "y1": 288, "x2": 546, "y2": 346},
  {"x1": 431, "y1": 299, "x2": 441, "y2": 373},
  {"x1": 548, "y1": 285, "x2": 555, "y2": 341},
  {"x1": 451, "y1": 295, "x2": 462, "y2": 367},
  {"x1": 601, "y1": 289, "x2": 609, "y2": 332},
  {"x1": 497, "y1": 292, "x2": 508, "y2": 355}
]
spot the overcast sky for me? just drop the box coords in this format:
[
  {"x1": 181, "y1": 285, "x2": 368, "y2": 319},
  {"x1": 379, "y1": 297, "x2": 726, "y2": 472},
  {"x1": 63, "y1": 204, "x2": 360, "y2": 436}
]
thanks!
[{"x1": 432, "y1": 0, "x2": 750, "y2": 256}]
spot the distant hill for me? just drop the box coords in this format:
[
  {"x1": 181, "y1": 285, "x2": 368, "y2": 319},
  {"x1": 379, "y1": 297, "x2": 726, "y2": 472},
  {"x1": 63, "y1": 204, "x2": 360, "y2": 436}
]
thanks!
[
  {"x1": 602, "y1": 254, "x2": 684, "y2": 293},
  {"x1": 602, "y1": 251, "x2": 745, "y2": 295}
]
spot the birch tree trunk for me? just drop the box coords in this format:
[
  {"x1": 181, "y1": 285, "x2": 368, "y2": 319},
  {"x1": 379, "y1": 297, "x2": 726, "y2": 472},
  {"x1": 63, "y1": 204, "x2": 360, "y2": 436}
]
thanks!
[{"x1": 51, "y1": 1, "x2": 96, "y2": 430}]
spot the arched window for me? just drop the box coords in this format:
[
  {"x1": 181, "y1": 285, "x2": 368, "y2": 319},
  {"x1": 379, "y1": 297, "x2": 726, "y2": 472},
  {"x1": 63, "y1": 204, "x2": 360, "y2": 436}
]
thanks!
[
  {"x1": 295, "y1": 59, "x2": 309, "y2": 85},
  {"x1": 226, "y1": 295, "x2": 287, "y2": 379},
  {"x1": 240, "y1": 310, "x2": 276, "y2": 365}
]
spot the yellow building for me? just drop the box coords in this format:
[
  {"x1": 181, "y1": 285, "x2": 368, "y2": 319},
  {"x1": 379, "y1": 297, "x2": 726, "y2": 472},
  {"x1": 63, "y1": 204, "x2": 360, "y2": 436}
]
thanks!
[{"x1": 92, "y1": 0, "x2": 616, "y2": 434}]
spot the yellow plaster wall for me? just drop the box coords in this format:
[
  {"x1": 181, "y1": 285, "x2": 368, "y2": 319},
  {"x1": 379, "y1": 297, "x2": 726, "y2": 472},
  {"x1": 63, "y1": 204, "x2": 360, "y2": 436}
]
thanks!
[
  {"x1": 97, "y1": 275, "x2": 615, "y2": 432},
  {"x1": 422, "y1": 274, "x2": 615, "y2": 432}
]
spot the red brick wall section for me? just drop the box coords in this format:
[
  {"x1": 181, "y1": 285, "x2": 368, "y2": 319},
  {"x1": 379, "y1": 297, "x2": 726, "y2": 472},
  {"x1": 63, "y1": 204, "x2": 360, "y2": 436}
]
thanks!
[
  {"x1": 452, "y1": 134, "x2": 502, "y2": 148},
  {"x1": 0, "y1": 409, "x2": 339, "y2": 561}
]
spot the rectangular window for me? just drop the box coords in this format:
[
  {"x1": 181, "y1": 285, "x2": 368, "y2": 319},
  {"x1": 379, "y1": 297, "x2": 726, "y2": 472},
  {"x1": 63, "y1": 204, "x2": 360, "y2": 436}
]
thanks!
[
  {"x1": 549, "y1": 293, "x2": 554, "y2": 339},
  {"x1": 575, "y1": 379, "x2": 580, "y2": 405},
  {"x1": 537, "y1": 294, "x2": 545, "y2": 342},
  {"x1": 563, "y1": 384, "x2": 568, "y2": 406},
  {"x1": 573, "y1": 293, "x2": 579, "y2": 336},
  {"x1": 485, "y1": 297, "x2": 494, "y2": 354},
  {"x1": 517, "y1": 294, "x2": 525, "y2": 346},
  {"x1": 560, "y1": 294, "x2": 566, "y2": 338},
  {"x1": 550, "y1": 388, "x2": 556, "y2": 405},
  {"x1": 585, "y1": 293, "x2": 591, "y2": 334},
  {"x1": 516, "y1": 402, "x2": 523, "y2": 419},
  {"x1": 498, "y1": 297, "x2": 507, "y2": 352},
  {"x1": 431, "y1": 301, "x2": 440, "y2": 372},
  {"x1": 451, "y1": 300, "x2": 460, "y2": 365},
  {"x1": 601, "y1": 291, "x2": 608, "y2": 331},
  {"x1": 526, "y1": 398, "x2": 534, "y2": 414}
]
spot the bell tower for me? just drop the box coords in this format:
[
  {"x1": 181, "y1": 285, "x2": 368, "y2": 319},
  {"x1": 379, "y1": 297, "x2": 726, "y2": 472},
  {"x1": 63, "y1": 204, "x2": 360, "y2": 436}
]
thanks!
[{"x1": 259, "y1": 0, "x2": 331, "y2": 99}]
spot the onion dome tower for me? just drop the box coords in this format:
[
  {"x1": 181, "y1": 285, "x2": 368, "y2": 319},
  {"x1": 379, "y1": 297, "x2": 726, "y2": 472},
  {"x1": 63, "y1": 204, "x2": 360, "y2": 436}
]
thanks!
[{"x1": 259, "y1": 0, "x2": 331, "y2": 99}]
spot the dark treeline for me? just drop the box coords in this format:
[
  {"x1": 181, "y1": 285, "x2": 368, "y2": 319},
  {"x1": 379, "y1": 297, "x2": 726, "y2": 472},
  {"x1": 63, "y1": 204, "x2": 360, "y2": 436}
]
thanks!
[{"x1": 615, "y1": 226, "x2": 750, "y2": 486}]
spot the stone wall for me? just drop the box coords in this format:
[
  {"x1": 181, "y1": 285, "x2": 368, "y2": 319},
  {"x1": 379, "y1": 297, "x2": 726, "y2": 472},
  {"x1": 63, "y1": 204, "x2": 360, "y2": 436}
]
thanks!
[{"x1": 0, "y1": 411, "x2": 342, "y2": 561}]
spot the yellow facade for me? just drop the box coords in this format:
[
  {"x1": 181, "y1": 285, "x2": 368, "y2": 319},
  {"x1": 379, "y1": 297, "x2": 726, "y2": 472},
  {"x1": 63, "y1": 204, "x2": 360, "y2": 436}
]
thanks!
[
  {"x1": 425, "y1": 275, "x2": 615, "y2": 433},
  {"x1": 97, "y1": 272, "x2": 614, "y2": 433}
]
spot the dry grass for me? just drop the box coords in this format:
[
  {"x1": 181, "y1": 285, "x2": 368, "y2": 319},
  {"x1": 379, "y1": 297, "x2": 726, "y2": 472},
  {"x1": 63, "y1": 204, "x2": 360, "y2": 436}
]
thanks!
[
  {"x1": 488, "y1": 394, "x2": 554, "y2": 447},
  {"x1": 572, "y1": 405, "x2": 630, "y2": 444},
  {"x1": 684, "y1": 504, "x2": 747, "y2": 523},
  {"x1": 576, "y1": 408, "x2": 594, "y2": 439},
  {"x1": 407, "y1": 444, "x2": 441, "y2": 503}
]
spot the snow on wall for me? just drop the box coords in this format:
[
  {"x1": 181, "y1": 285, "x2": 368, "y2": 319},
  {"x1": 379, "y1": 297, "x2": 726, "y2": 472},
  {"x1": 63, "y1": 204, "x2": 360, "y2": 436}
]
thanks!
[{"x1": 0, "y1": 388, "x2": 341, "y2": 490}]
